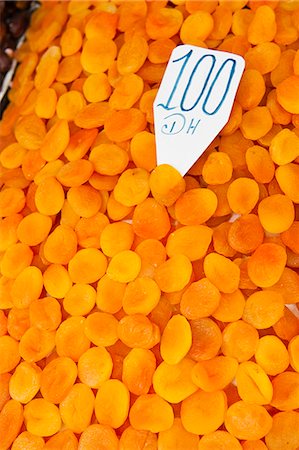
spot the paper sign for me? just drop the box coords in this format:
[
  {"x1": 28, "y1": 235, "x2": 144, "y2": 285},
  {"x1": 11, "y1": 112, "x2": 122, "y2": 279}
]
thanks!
[{"x1": 154, "y1": 45, "x2": 245, "y2": 175}]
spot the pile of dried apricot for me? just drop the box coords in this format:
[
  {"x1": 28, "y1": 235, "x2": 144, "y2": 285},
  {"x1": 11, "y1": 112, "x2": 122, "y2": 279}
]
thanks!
[{"x1": 0, "y1": 1, "x2": 299, "y2": 449}]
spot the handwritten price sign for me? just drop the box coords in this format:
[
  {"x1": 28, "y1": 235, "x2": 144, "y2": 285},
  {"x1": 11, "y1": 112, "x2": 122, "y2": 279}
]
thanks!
[{"x1": 154, "y1": 45, "x2": 245, "y2": 175}]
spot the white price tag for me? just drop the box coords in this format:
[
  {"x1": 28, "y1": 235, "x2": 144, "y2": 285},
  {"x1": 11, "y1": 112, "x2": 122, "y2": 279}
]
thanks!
[{"x1": 154, "y1": 45, "x2": 245, "y2": 175}]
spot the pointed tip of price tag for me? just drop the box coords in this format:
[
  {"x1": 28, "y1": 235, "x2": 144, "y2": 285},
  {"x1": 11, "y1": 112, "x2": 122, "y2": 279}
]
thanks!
[{"x1": 154, "y1": 45, "x2": 245, "y2": 176}]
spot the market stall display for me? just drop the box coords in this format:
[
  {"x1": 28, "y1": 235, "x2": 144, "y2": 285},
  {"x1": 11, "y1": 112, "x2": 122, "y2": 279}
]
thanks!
[{"x1": 0, "y1": 1, "x2": 299, "y2": 449}]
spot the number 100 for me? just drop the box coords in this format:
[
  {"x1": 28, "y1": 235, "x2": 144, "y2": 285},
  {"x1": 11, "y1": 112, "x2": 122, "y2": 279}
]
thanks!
[{"x1": 158, "y1": 49, "x2": 237, "y2": 116}]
